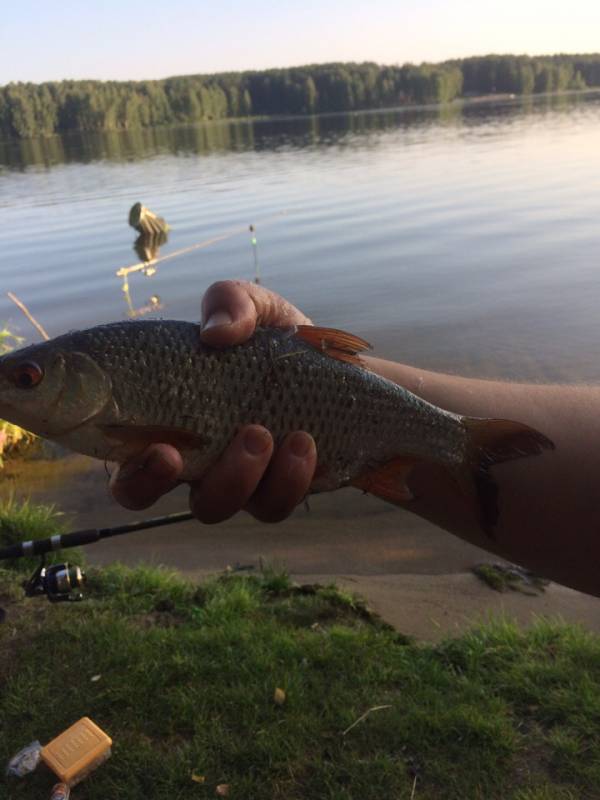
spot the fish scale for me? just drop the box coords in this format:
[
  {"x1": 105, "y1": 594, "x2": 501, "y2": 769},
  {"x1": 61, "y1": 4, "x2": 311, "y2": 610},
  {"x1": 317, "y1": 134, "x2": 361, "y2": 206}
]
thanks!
[
  {"x1": 46, "y1": 320, "x2": 458, "y2": 482},
  {"x1": 0, "y1": 319, "x2": 554, "y2": 534}
]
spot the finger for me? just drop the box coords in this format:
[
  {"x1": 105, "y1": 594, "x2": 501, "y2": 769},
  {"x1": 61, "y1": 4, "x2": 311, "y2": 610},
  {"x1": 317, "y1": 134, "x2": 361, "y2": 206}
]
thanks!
[
  {"x1": 189, "y1": 425, "x2": 274, "y2": 524},
  {"x1": 246, "y1": 431, "x2": 317, "y2": 523},
  {"x1": 110, "y1": 444, "x2": 183, "y2": 510},
  {"x1": 200, "y1": 279, "x2": 312, "y2": 347}
]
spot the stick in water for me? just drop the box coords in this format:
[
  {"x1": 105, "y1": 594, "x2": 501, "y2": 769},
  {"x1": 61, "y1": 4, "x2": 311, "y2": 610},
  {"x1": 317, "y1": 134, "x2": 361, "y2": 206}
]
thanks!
[
  {"x1": 115, "y1": 210, "x2": 288, "y2": 278},
  {"x1": 6, "y1": 292, "x2": 50, "y2": 341}
]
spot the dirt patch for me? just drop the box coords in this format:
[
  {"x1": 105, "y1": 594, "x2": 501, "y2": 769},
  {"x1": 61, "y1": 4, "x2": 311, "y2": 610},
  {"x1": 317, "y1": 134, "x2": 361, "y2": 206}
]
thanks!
[{"x1": 128, "y1": 610, "x2": 185, "y2": 628}]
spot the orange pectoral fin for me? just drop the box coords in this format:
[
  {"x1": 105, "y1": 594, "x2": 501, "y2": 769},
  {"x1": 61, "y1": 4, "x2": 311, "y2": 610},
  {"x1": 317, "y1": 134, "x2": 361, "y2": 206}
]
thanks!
[
  {"x1": 295, "y1": 325, "x2": 372, "y2": 367},
  {"x1": 351, "y1": 457, "x2": 419, "y2": 504},
  {"x1": 99, "y1": 424, "x2": 209, "y2": 450}
]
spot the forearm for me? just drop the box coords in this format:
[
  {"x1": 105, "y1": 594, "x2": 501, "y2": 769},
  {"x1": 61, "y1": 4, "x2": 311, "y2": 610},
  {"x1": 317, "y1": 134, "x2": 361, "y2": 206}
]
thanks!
[
  {"x1": 365, "y1": 357, "x2": 600, "y2": 596},
  {"x1": 113, "y1": 278, "x2": 600, "y2": 596}
]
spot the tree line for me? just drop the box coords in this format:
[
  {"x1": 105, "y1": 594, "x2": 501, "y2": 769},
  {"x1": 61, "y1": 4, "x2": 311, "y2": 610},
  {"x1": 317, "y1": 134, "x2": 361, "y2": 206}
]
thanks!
[{"x1": 1, "y1": 54, "x2": 599, "y2": 139}]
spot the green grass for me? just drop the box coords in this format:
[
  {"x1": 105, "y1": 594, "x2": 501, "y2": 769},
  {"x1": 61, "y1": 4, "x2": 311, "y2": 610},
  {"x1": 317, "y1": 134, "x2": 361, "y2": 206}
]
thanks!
[
  {"x1": 0, "y1": 496, "x2": 83, "y2": 573},
  {"x1": 473, "y1": 563, "x2": 550, "y2": 595},
  {"x1": 2, "y1": 558, "x2": 600, "y2": 800}
]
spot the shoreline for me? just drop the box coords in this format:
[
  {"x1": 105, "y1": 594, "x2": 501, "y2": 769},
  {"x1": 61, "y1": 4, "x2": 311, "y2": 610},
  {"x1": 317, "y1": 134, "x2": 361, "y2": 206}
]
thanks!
[
  {"x1": 2, "y1": 88, "x2": 599, "y2": 144},
  {"x1": 3, "y1": 452, "x2": 600, "y2": 640}
]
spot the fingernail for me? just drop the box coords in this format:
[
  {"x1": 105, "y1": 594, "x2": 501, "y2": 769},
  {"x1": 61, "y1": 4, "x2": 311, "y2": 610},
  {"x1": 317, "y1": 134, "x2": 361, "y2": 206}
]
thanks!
[
  {"x1": 244, "y1": 427, "x2": 271, "y2": 455},
  {"x1": 289, "y1": 432, "x2": 312, "y2": 458},
  {"x1": 202, "y1": 309, "x2": 233, "y2": 331}
]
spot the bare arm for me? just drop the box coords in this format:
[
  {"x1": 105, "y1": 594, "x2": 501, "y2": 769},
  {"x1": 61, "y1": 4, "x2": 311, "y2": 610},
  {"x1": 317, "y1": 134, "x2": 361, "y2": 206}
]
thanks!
[
  {"x1": 366, "y1": 358, "x2": 600, "y2": 595},
  {"x1": 111, "y1": 280, "x2": 600, "y2": 596}
]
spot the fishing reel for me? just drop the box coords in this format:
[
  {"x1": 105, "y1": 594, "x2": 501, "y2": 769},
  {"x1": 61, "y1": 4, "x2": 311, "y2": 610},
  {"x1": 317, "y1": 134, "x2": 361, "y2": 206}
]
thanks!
[
  {"x1": 0, "y1": 510, "x2": 194, "y2": 615},
  {"x1": 24, "y1": 559, "x2": 86, "y2": 603}
]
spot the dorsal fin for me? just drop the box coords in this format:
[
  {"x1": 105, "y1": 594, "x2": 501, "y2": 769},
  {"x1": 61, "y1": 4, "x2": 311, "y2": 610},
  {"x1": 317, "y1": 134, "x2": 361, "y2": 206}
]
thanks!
[{"x1": 295, "y1": 325, "x2": 372, "y2": 366}]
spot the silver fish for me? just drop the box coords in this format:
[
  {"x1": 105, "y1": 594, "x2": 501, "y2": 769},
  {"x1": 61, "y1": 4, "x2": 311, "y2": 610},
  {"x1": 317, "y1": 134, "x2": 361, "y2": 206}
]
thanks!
[{"x1": 0, "y1": 320, "x2": 553, "y2": 534}]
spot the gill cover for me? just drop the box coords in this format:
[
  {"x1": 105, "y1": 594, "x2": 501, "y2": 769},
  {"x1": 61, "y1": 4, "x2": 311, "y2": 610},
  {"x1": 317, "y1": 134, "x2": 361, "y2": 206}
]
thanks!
[
  {"x1": 44, "y1": 351, "x2": 113, "y2": 435},
  {"x1": 0, "y1": 348, "x2": 112, "y2": 438}
]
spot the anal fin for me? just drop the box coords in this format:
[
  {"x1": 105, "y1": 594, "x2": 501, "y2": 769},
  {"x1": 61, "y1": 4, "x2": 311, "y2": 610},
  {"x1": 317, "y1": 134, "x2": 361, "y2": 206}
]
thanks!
[{"x1": 351, "y1": 457, "x2": 419, "y2": 504}]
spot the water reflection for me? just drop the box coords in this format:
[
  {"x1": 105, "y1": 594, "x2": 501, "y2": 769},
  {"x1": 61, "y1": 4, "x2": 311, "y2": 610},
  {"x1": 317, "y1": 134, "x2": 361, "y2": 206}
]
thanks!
[
  {"x1": 116, "y1": 228, "x2": 167, "y2": 317},
  {"x1": 121, "y1": 275, "x2": 163, "y2": 318},
  {"x1": 133, "y1": 230, "x2": 168, "y2": 264},
  {"x1": 2, "y1": 91, "x2": 600, "y2": 384},
  {"x1": 1, "y1": 91, "x2": 597, "y2": 172},
  {"x1": 120, "y1": 265, "x2": 163, "y2": 318}
]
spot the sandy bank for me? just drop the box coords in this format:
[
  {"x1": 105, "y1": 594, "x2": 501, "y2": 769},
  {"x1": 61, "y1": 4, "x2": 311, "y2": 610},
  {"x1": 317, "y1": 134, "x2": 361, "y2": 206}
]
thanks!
[{"x1": 4, "y1": 453, "x2": 600, "y2": 641}]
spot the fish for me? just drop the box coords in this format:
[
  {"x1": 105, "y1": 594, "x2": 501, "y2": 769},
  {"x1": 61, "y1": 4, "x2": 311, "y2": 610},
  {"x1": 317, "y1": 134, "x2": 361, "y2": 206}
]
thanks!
[{"x1": 0, "y1": 320, "x2": 554, "y2": 535}]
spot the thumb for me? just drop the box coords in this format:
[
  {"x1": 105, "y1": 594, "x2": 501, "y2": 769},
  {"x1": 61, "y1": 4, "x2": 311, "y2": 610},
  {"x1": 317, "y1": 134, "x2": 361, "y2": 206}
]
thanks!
[{"x1": 200, "y1": 280, "x2": 312, "y2": 347}]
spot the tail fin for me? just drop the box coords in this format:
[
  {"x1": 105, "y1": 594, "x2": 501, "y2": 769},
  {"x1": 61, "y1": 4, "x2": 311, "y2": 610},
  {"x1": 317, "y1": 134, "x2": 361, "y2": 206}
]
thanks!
[
  {"x1": 351, "y1": 419, "x2": 554, "y2": 539},
  {"x1": 459, "y1": 418, "x2": 554, "y2": 537}
]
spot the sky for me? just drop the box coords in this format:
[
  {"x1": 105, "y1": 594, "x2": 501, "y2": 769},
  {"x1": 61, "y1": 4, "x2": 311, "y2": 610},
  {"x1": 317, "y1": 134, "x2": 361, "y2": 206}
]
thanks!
[{"x1": 1, "y1": 0, "x2": 600, "y2": 84}]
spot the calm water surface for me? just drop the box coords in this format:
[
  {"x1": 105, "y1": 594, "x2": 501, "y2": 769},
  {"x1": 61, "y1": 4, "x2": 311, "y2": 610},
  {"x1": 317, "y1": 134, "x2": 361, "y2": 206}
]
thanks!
[{"x1": 1, "y1": 94, "x2": 600, "y2": 382}]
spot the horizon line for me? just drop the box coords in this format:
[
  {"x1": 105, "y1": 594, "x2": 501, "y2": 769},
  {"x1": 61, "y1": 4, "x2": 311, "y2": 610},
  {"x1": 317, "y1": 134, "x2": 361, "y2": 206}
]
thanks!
[{"x1": 3, "y1": 50, "x2": 599, "y2": 89}]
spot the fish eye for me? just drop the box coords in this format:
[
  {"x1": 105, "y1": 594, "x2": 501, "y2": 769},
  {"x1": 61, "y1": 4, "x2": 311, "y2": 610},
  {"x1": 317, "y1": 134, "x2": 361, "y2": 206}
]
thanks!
[{"x1": 11, "y1": 361, "x2": 44, "y2": 389}]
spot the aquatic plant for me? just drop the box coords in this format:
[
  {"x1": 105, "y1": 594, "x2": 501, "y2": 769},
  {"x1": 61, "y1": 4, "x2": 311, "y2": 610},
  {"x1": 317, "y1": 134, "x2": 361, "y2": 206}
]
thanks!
[{"x1": 0, "y1": 327, "x2": 36, "y2": 465}]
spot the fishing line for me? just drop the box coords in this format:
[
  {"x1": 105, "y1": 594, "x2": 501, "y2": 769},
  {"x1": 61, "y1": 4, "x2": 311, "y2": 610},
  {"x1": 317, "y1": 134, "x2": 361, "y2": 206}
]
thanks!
[
  {"x1": 115, "y1": 210, "x2": 289, "y2": 278},
  {"x1": 249, "y1": 224, "x2": 260, "y2": 283}
]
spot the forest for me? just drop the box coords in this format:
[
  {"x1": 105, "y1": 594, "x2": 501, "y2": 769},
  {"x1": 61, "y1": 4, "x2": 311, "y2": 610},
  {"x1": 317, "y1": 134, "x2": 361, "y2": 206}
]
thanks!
[{"x1": 1, "y1": 53, "x2": 600, "y2": 139}]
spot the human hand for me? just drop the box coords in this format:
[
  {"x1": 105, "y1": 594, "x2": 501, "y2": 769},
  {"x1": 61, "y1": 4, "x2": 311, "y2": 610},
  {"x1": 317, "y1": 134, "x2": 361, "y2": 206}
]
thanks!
[{"x1": 110, "y1": 280, "x2": 317, "y2": 523}]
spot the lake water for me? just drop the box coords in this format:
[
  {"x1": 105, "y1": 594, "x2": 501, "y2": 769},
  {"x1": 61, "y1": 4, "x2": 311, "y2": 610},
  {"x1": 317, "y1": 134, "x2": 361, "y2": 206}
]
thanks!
[{"x1": 1, "y1": 92, "x2": 600, "y2": 383}]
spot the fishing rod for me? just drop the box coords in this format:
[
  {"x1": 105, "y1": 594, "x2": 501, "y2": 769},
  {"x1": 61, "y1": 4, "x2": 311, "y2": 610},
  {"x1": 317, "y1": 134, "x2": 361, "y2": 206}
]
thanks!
[{"x1": 0, "y1": 510, "x2": 195, "y2": 604}]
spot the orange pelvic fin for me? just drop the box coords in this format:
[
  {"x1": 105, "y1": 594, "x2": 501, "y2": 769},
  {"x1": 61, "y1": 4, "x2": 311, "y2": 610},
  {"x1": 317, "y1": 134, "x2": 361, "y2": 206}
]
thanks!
[
  {"x1": 351, "y1": 457, "x2": 419, "y2": 504},
  {"x1": 99, "y1": 424, "x2": 209, "y2": 450},
  {"x1": 295, "y1": 325, "x2": 372, "y2": 367}
]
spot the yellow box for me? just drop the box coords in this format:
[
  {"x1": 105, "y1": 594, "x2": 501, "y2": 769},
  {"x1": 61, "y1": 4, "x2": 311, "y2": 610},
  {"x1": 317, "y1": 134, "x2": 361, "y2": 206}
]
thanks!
[{"x1": 41, "y1": 717, "x2": 112, "y2": 786}]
